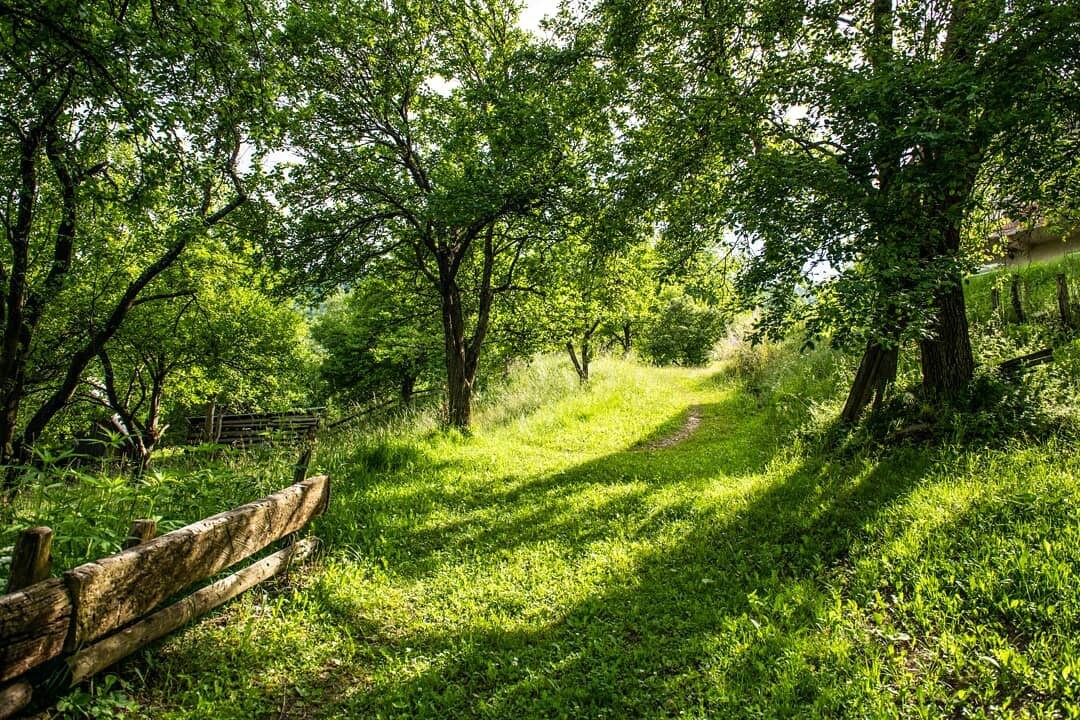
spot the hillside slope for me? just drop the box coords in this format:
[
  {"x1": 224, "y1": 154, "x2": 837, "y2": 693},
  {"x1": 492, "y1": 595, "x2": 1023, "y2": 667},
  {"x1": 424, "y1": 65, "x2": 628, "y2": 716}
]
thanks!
[{"x1": 100, "y1": 356, "x2": 1080, "y2": 720}]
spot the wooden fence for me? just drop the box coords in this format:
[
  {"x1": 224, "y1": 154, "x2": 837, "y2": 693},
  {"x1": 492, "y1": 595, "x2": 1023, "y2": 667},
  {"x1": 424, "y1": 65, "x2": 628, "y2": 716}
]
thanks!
[
  {"x1": 0, "y1": 475, "x2": 330, "y2": 719},
  {"x1": 186, "y1": 409, "x2": 323, "y2": 447}
]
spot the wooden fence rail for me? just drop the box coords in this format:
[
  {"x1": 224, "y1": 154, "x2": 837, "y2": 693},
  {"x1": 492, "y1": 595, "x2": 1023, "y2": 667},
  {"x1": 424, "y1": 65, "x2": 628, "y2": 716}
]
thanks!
[{"x1": 0, "y1": 475, "x2": 329, "y2": 720}]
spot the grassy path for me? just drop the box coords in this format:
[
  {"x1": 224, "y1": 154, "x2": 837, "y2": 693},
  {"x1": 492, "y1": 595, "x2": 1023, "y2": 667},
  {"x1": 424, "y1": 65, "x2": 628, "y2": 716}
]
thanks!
[{"x1": 122, "y1": 359, "x2": 1080, "y2": 719}]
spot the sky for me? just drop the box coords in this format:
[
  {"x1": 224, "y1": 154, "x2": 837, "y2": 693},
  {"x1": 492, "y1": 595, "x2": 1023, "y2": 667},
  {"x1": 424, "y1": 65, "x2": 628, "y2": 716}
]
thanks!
[{"x1": 519, "y1": 0, "x2": 560, "y2": 34}]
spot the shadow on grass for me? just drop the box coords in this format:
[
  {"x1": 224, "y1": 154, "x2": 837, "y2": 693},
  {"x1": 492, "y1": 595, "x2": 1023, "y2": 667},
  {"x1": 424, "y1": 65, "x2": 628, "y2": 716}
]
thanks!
[
  {"x1": 128, "y1": 376, "x2": 938, "y2": 719},
  {"x1": 355, "y1": 390, "x2": 784, "y2": 581},
  {"x1": 288, "y1": 443, "x2": 935, "y2": 718},
  {"x1": 264, "y1": 382, "x2": 936, "y2": 717}
]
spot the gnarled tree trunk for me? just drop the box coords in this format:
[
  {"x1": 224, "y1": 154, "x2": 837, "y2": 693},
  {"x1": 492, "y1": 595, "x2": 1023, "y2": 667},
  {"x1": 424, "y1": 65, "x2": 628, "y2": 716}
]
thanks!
[{"x1": 919, "y1": 275, "x2": 974, "y2": 399}]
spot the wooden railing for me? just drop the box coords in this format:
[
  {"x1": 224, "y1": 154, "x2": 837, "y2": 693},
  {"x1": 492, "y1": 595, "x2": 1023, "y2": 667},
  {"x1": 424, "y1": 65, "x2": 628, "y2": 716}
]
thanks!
[{"x1": 0, "y1": 475, "x2": 330, "y2": 719}]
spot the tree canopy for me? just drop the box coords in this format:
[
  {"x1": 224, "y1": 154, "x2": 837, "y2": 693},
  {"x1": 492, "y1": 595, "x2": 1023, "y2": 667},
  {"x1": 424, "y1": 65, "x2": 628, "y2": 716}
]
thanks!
[{"x1": 0, "y1": 0, "x2": 1074, "y2": 473}]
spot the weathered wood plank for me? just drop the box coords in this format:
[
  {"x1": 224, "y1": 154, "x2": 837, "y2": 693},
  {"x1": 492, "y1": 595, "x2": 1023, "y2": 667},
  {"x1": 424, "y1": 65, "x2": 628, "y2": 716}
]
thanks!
[
  {"x1": 6, "y1": 527, "x2": 52, "y2": 593},
  {"x1": 68, "y1": 538, "x2": 317, "y2": 685},
  {"x1": 999, "y1": 347, "x2": 1054, "y2": 376},
  {"x1": 186, "y1": 414, "x2": 319, "y2": 425},
  {"x1": 0, "y1": 578, "x2": 72, "y2": 682},
  {"x1": 0, "y1": 680, "x2": 32, "y2": 720},
  {"x1": 185, "y1": 413, "x2": 320, "y2": 446},
  {"x1": 64, "y1": 476, "x2": 329, "y2": 648}
]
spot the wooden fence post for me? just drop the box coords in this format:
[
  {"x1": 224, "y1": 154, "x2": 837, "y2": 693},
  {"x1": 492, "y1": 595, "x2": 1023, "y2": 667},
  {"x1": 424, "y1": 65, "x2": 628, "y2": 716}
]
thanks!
[
  {"x1": 1058, "y1": 273, "x2": 1074, "y2": 329},
  {"x1": 0, "y1": 680, "x2": 32, "y2": 720},
  {"x1": 990, "y1": 286, "x2": 1000, "y2": 317},
  {"x1": 293, "y1": 445, "x2": 314, "y2": 485},
  {"x1": 5, "y1": 527, "x2": 52, "y2": 593},
  {"x1": 123, "y1": 520, "x2": 157, "y2": 550},
  {"x1": 1010, "y1": 275, "x2": 1026, "y2": 323}
]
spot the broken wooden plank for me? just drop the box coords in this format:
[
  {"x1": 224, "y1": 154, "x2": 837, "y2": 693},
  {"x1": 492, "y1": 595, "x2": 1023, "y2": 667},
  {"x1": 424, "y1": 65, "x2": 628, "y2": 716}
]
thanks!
[
  {"x1": 999, "y1": 348, "x2": 1054, "y2": 376},
  {"x1": 68, "y1": 538, "x2": 317, "y2": 685},
  {"x1": 0, "y1": 578, "x2": 72, "y2": 682},
  {"x1": 64, "y1": 475, "x2": 329, "y2": 649},
  {"x1": 6, "y1": 527, "x2": 52, "y2": 593}
]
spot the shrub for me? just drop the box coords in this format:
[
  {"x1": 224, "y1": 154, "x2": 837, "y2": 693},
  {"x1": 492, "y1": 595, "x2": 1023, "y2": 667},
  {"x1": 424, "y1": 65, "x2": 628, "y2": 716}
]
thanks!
[{"x1": 639, "y1": 286, "x2": 726, "y2": 366}]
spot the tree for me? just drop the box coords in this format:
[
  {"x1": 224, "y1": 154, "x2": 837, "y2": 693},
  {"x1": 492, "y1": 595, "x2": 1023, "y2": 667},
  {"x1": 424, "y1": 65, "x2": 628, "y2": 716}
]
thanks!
[
  {"x1": 79, "y1": 244, "x2": 311, "y2": 471},
  {"x1": 0, "y1": 0, "x2": 277, "y2": 482},
  {"x1": 530, "y1": 239, "x2": 657, "y2": 382},
  {"x1": 311, "y1": 272, "x2": 443, "y2": 407},
  {"x1": 600, "y1": 0, "x2": 1080, "y2": 420},
  {"x1": 278, "y1": 0, "x2": 613, "y2": 428},
  {"x1": 639, "y1": 285, "x2": 725, "y2": 366}
]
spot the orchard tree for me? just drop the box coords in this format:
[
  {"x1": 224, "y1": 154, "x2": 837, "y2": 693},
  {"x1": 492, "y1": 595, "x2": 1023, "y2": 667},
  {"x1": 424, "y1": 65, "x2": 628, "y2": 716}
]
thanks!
[
  {"x1": 279, "y1": 0, "x2": 614, "y2": 428},
  {"x1": 79, "y1": 245, "x2": 311, "y2": 471},
  {"x1": 601, "y1": 0, "x2": 1080, "y2": 420},
  {"x1": 0, "y1": 0, "x2": 278, "y2": 481},
  {"x1": 532, "y1": 239, "x2": 657, "y2": 382}
]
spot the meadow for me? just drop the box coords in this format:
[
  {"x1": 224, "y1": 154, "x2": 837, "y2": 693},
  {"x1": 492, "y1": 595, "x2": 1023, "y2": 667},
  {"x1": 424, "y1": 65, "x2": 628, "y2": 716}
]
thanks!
[
  {"x1": 23, "y1": 359, "x2": 1075, "y2": 718},
  {"x1": 6, "y1": 262, "x2": 1080, "y2": 719}
]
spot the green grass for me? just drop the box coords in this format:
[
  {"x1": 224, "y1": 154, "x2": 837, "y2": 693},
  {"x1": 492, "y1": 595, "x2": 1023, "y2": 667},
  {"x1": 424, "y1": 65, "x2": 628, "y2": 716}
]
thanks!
[
  {"x1": 57, "y1": 353, "x2": 1078, "y2": 720},
  {"x1": 965, "y1": 254, "x2": 1080, "y2": 326},
  {"x1": 0, "y1": 446, "x2": 305, "y2": 583}
]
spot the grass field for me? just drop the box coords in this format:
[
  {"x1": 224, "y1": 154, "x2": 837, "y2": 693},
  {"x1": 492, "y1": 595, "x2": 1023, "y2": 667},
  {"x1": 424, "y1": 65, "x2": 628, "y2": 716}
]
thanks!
[{"x1": 46, "y1": 351, "x2": 1075, "y2": 720}]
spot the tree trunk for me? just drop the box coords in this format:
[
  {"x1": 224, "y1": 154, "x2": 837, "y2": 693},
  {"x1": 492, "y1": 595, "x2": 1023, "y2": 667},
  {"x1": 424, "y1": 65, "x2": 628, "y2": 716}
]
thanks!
[
  {"x1": 621, "y1": 322, "x2": 632, "y2": 355},
  {"x1": 445, "y1": 348, "x2": 473, "y2": 429},
  {"x1": 437, "y1": 225, "x2": 497, "y2": 430},
  {"x1": 440, "y1": 281, "x2": 476, "y2": 430},
  {"x1": 400, "y1": 373, "x2": 416, "y2": 408},
  {"x1": 1057, "y1": 273, "x2": 1074, "y2": 330},
  {"x1": 566, "y1": 341, "x2": 588, "y2": 383},
  {"x1": 919, "y1": 277, "x2": 975, "y2": 398},
  {"x1": 1010, "y1": 274, "x2": 1025, "y2": 324},
  {"x1": 841, "y1": 340, "x2": 898, "y2": 423},
  {"x1": 202, "y1": 396, "x2": 219, "y2": 443}
]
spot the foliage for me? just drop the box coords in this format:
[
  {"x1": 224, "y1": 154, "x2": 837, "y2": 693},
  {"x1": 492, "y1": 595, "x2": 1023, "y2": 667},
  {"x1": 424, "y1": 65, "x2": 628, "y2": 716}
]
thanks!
[
  {"x1": 57, "y1": 241, "x2": 316, "y2": 469},
  {"x1": 276, "y1": 0, "x2": 618, "y2": 426},
  {"x1": 600, "y1": 0, "x2": 1080, "y2": 400},
  {"x1": 0, "y1": 0, "x2": 282, "y2": 470},
  {"x1": 520, "y1": 238, "x2": 659, "y2": 379},
  {"x1": 33, "y1": 346, "x2": 1075, "y2": 720},
  {"x1": 0, "y1": 439, "x2": 304, "y2": 589},
  {"x1": 311, "y1": 274, "x2": 443, "y2": 406},
  {"x1": 56, "y1": 674, "x2": 137, "y2": 719},
  {"x1": 965, "y1": 254, "x2": 1080, "y2": 328},
  {"x1": 638, "y1": 285, "x2": 726, "y2": 366}
]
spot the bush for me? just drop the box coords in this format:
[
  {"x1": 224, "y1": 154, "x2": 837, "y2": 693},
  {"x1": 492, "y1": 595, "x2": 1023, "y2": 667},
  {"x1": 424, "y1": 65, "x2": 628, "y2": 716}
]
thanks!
[{"x1": 639, "y1": 286, "x2": 726, "y2": 366}]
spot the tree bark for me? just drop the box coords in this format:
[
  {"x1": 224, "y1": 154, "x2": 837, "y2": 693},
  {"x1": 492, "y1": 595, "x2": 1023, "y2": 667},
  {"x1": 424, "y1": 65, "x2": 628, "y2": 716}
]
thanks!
[
  {"x1": 440, "y1": 281, "x2": 476, "y2": 430},
  {"x1": 437, "y1": 225, "x2": 496, "y2": 430},
  {"x1": 400, "y1": 373, "x2": 416, "y2": 408},
  {"x1": 1010, "y1": 274, "x2": 1025, "y2": 324},
  {"x1": 841, "y1": 339, "x2": 898, "y2": 423},
  {"x1": 919, "y1": 276, "x2": 975, "y2": 398},
  {"x1": 1057, "y1": 273, "x2": 1073, "y2": 330},
  {"x1": 566, "y1": 341, "x2": 588, "y2": 383}
]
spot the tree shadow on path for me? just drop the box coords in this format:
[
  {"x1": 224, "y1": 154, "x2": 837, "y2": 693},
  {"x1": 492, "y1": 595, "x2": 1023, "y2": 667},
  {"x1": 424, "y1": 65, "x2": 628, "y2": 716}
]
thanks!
[{"x1": 290, "y1": 388, "x2": 937, "y2": 718}]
